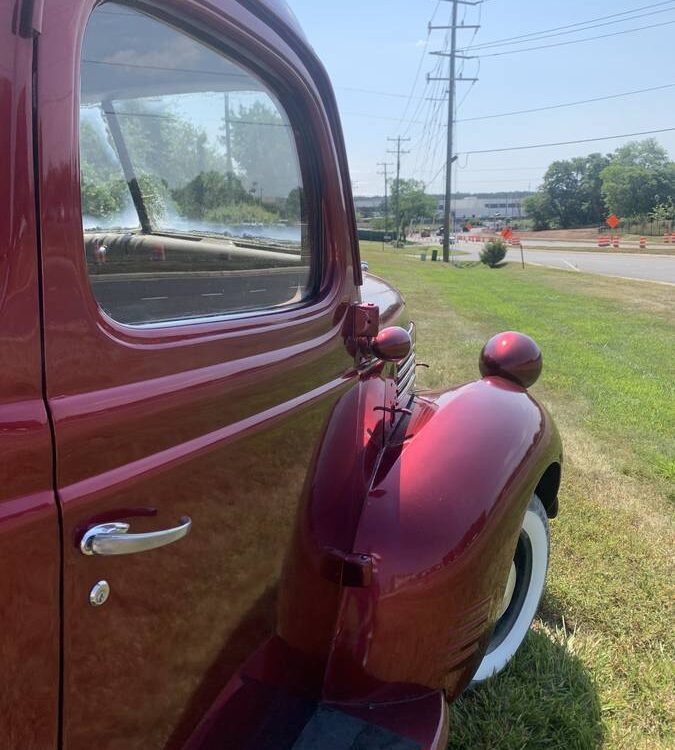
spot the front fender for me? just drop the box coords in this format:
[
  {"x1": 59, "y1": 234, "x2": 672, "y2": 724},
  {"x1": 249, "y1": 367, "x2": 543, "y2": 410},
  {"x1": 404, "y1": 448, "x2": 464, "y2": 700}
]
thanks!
[{"x1": 324, "y1": 376, "x2": 562, "y2": 704}]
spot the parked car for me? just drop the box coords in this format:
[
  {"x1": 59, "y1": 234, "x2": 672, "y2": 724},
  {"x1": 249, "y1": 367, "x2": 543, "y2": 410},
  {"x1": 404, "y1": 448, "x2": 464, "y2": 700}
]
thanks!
[{"x1": 2, "y1": 0, "x2": 562, "y2": 748}]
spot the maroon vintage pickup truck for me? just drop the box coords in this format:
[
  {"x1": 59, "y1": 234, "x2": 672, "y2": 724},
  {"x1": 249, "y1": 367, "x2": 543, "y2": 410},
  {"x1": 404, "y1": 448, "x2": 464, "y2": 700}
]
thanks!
[{"x1": 1, "y1": 1, "x2": 562, "y2": 748}]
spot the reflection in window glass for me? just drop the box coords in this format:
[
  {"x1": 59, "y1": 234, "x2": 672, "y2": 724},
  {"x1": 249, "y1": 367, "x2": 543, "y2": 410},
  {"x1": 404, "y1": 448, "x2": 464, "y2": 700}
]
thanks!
[{"x1": 79, "y1": 2, "x2": 312, "y2": 325}]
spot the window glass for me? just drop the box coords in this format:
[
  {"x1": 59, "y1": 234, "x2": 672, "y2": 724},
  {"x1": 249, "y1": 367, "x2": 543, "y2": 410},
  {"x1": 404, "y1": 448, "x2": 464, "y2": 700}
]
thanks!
[{"x1": 80, "y1": 2, "x2": 312, "y2": 326}]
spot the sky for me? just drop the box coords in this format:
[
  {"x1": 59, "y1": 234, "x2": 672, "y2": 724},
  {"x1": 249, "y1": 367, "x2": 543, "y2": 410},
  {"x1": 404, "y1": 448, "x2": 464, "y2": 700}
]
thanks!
[{"x1": 286, "y1": 0, "x2": 675, "y2": 196}]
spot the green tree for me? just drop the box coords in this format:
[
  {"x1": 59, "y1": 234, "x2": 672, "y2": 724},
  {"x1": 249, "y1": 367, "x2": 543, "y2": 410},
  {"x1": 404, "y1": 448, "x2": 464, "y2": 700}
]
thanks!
[
  {"x1": 285, "y1": 187, "x2": 303, "y2": 222},
  {"x1": 523, "y1": 192, "x2": 552, "y2": 231},
  {"x1": 526, "y1": 154, "x2": 610, "y2": 229},
  {"x1": 601, "y1": 139, "x2": 675, "y2": 218},
  {"x1": 390, "y1": 178, "x2": 436, "y2": 237},
  {"x1": 542, "y1": 159, "x2": 587, "y2": 228},
  {"x1": 611, "y1": 139, "x2": 670, "y2": 170},
  {"x1": 113, "y1": 101, "x2": 224, "y2": 190},
  {"x1": 650, "y1": 198, "x2": 675, "y2": 222},
  {"x1": 205, "y1": 203, "x2": 280, "y2": 225},
  {"x1": 172, "y1": 171, "x2": 250, "y2": 219},
  {"x1": 227, "y1": 101, "x2": 299, "y2": 201},
  {"x1": 80, "y1": 102, "x2": 227, "y2": 223},
  {"x1": 80, "y1": 163, "x2": 127, "y2": 219},
  {"x1": 80, "y1": 120, "x2": 119, "y2": 179},
  {"x1": 137, "y1": 173, "x2": 171, "y2": 225},
  {"x1": 579, "y1": 153, "x2": 610, "y2": 224}
]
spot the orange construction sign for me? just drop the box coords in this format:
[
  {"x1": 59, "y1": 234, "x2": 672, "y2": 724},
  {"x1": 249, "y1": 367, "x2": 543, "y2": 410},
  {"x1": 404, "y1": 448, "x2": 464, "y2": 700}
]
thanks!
[
  {"x1": 606, "y1": 214, "x2": 620, "y2": 229},
  {"x1": 501, "y1": 227, "x2": 513, "y2": 240}
]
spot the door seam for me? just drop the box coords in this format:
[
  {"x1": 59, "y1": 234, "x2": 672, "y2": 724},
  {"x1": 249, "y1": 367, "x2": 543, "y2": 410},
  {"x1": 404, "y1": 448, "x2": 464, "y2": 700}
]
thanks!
[{"x1": 30, "y1": 31, "x2": 66, "y2": 750}]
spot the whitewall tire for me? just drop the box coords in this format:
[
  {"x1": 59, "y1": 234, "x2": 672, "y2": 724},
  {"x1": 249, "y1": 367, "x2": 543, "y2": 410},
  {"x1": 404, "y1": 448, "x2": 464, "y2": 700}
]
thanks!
[{"x1": 471, "y1": 493, "x2": 550, "y2": 684}]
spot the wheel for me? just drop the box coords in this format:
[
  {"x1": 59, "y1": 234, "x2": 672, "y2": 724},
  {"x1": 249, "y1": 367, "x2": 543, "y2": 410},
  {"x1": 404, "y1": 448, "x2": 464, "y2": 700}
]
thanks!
[{"x1": 471, "y1": 493, "x2": 550, "y2": 683}]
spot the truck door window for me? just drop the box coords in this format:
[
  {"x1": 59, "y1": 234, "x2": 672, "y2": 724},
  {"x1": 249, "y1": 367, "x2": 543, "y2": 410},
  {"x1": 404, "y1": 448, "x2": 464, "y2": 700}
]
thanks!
[{"x1": 79, "y1": 2, "x2": 312, "y2": 326}]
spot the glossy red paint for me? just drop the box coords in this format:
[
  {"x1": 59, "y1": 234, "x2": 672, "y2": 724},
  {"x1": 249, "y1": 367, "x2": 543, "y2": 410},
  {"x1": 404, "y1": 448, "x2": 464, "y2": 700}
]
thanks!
[
  {"x1": 35, "y1": 0, "x2": 374, "y2": 747},
  {"x1": 0, "y1": 7, "x2": 60, "y2": 747},
  {"x1": 324, "y1": 377, "x2": 562, "y2": 704},
  {"x1": 370, "y1": 326, "x2": 412, "y2": 363},
  {"x1": 0, "y1": 0, "x2": 562, "y2": 747},
  {"x1": 479, "y1": 331, "x2": 543, "y2": 389}
]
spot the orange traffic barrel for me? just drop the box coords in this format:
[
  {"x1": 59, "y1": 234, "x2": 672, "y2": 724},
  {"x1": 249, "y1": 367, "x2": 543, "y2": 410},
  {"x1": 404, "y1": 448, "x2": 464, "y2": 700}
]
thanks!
[{"x1": 639, "y1": 237, "x2": 646, "y2": 249}]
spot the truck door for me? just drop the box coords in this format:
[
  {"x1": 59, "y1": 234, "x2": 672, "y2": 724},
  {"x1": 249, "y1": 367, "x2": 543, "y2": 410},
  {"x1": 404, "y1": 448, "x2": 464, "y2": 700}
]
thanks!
[
  {"x1": 0, "y1": 7, "x2": 60, "y2": 748},
  {"x1": 36, "y1": 1, "x2": 364, "y2": 747}
]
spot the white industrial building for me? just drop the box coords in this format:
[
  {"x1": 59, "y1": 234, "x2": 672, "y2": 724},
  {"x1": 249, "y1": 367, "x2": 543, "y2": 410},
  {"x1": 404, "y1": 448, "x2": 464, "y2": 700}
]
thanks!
[
  {"x1": 435, "y1": 195, "x2": 528, "y2": 220},
  {"x1": 354, "y1": 194, "x2": 530, "y2": 222}
]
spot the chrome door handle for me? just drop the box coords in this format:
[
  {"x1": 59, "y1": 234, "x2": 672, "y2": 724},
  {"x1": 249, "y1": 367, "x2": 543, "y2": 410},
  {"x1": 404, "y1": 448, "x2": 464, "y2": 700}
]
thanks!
[{"x1": 80, "y1": 517, "x2": 192, "y2": 556}]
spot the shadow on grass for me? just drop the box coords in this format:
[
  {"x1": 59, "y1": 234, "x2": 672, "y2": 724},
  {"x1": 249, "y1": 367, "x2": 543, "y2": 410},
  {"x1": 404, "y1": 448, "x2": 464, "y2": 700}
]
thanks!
[
  {"x1": 447, "y1": 620, "x2": 603, "y2": 749},
  {"x1": 446, "y1": 260, "x2": 482, "y2": 269}
]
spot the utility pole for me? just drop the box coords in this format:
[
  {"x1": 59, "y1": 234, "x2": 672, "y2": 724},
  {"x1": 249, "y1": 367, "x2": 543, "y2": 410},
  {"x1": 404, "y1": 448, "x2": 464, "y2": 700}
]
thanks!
[
  {"x1": 223, "y1": 93, "x2": 233, "y2": 175},
  {"x1": 428, "y1": 0, "x2": 481, "y2": 262},
  {"x1": 387, "y1": 136, "x2": 411, "y2": 243},
  {"x1": 377, "y1": 162, "x2": 393, "y2": 234}
]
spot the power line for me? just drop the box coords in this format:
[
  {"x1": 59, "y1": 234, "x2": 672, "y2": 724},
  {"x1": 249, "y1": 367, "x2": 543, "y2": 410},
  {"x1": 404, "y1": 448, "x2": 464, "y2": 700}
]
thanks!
[
  {"x1": 459, "y1": 126, "x2": 675, "y2": 155},
  {"x1": 418, "y1": 165, "x2": 549, "y2": 172},
  {"x1": 396, "y1": 0, "x2": 443, "y2": 135},
  {"x1": 457, "y1": 82, "x2": 675, "y2": 122},
  {"x1": 428, "y1": 159, "x2": 450, "y2": 186},
  {"x1": 467, "y1": 6, "x2": 675, "y2": 50},
  {"x1": 342, "y1": 81, "x2": 675, "y2": 125},
  {"x1": 424, "y1": 126, "x2": 675, "y2": 185},
  {"x1": 475, "y1": 18, "x2": 675, "y2": 58},
  {"x1": 339, "y1": 86, "x2": 427, "y2": 100},
  {"x1": 461, "y1": 1, "x2": 675, "y2": 50},
  {"x1": 411, "y1": 30, "x2": 449, "y2": 186},
  {"x1": 458, "y1": 166, "x2": 550, "y2": 171},
  {"x1": 417, "y1": 172, "x2": 544, "y2": 183}
]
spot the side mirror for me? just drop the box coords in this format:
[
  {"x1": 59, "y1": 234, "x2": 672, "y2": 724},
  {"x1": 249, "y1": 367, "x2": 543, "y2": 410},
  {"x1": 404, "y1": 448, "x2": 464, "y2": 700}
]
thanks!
[{"x1": 479, "y1": 331, "x2": 542, "y2": 388}]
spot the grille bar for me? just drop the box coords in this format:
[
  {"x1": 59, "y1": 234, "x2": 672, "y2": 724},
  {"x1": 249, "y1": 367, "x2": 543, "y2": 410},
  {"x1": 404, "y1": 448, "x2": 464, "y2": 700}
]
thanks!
[{"x1": 396, "y1": 322, "x2": 416, "y2": 400}]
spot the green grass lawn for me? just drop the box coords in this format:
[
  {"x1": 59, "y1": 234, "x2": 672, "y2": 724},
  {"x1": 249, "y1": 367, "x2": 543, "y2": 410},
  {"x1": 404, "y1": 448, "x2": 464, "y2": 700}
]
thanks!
[{"x1": 360, "y1": 242, "x2": 675, "y2": 750}]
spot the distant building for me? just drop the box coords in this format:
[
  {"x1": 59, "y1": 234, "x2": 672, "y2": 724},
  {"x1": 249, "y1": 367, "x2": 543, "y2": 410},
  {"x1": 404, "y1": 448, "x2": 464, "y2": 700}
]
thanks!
[
  {"x1": 435, "y1": 194, "x2": 530, "y2": 221},
  {"x1": 354, "y1": 193, "x2": 532, "y2": 223},
  {"x1": 353, "y1": 196, "x2": 383, "y2": 218}
]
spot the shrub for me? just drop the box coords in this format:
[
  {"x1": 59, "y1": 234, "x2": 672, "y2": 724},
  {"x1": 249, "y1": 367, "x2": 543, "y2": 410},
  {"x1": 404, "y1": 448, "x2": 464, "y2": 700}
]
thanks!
[
  {"x1": 204, "y1": 202, "x2": 280, "y2": 225},
  {"x1": 480, "y1": 238, "x2": 508, "y2": 268}
]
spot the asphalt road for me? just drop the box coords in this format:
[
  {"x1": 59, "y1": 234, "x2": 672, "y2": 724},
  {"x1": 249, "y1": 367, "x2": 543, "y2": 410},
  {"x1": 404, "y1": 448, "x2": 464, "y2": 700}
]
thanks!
[
  {"x1": 523, "y1": 239, "x2": 671, "y2": 251},
  {"x1": 90, "y1": 268, "x2": 307, "y2": 324},
  {"x1": 455, "y1": 241, "x2": 675, "y2": 284}
]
